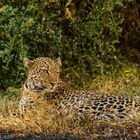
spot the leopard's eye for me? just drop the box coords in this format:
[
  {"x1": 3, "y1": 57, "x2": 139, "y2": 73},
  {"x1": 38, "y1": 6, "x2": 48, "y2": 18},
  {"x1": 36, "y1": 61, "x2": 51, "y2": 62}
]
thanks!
[
  {"x1": 54, "y1": 67, "x2": 60, "y2": 73},
  {"x1": 41, "y1": 66, "x2": 49, "y2": 70}
]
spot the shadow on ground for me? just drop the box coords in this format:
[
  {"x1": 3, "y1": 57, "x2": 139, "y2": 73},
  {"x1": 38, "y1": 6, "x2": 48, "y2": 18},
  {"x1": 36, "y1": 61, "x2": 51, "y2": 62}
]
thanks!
[
  {"x1": 0, "y1": 134, "x2": 82, "y2": 140},
  {"x1": 0, "y1": 133, "x2": 140, "y2": 140}
]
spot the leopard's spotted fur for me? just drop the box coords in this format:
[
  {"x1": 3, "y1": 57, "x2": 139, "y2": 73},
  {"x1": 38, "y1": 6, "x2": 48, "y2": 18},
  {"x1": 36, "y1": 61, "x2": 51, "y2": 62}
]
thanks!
[{"x1": 20, "y1": 57, "x2": 140, "y2": 121}]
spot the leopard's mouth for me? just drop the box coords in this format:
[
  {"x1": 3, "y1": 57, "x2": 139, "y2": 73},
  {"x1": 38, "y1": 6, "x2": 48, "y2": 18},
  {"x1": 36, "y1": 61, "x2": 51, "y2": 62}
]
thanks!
[{"x1": 24, "y1": 79, "x2": 46, "y2": 91}]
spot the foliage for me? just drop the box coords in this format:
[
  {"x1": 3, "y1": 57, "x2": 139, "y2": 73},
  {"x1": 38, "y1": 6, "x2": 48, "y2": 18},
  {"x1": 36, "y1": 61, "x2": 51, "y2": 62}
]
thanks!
[
  {"x1": 0, "y1": 0, "x2": 125, "y2": 90},
  {"x1": 119, "y1": 0, "x2": 140, "y2": 64}
]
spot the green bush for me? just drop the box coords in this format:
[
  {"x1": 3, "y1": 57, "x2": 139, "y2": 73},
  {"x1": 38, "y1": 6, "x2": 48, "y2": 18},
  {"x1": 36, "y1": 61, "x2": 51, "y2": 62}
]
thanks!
[{"x1": 0, "y1": 0, "x2": 125, "y2": 90}]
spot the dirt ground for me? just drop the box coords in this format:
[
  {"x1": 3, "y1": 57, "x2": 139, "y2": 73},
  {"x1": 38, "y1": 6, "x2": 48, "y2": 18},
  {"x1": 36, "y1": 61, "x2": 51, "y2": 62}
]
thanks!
[{"x1": 0, "y1": 133, "x2": 140, "y2": 140}]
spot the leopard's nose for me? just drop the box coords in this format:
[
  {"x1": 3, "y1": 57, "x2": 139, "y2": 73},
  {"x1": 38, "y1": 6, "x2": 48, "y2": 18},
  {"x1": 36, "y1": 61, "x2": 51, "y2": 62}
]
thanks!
[{"x1": 50, "y1": 82, "x2": 57, "y2": 87}]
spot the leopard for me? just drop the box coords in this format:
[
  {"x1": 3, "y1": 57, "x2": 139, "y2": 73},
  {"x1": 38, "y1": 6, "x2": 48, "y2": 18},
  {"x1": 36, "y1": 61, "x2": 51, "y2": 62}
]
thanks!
[
  {"x1": 20, "y1": 57, "x2": 140, "y2": 121},
  {"x1": 19, "y1": 57, "x2": 62, "y2": 114}
]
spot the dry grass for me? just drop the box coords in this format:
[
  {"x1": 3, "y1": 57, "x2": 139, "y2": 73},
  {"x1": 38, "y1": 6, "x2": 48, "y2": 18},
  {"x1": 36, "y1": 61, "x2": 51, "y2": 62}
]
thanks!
[
  {"x1": 83, "y1": 66, "x2": 140, "y2": 96},
  {"x1": 0, "y1": 98, "x2": 140, "y2": 139},
  {"x1": 0, "y1": 67, "x2": 140, "y2": 139}
]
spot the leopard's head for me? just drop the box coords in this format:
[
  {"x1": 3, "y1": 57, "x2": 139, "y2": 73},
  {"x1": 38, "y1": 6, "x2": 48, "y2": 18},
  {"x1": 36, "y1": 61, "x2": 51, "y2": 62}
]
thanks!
[{"x1": 23, "y1": 57, "x2": 61, "y2": 93}]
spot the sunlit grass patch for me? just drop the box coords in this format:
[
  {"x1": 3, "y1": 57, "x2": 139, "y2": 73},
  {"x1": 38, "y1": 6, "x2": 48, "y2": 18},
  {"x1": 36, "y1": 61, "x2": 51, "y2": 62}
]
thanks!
[{"x1": 82, "y1": 65, "x2": 140, "y2": 96}]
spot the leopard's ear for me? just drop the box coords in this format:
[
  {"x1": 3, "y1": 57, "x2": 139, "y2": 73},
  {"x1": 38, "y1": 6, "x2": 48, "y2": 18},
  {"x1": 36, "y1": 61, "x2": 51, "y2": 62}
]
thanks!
[
  {"x1": 56, "y1": 57, "x2": 62, "y2": 67},
  {"x1": 23, "y1": 58, "x2": 34, "y2": 68}
]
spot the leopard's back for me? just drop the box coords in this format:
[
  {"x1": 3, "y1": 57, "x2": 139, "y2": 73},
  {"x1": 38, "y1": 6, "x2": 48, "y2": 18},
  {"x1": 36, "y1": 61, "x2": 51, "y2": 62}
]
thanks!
[{"x1": 57, "y1": 88, "x2": 140, "y2": 121}]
